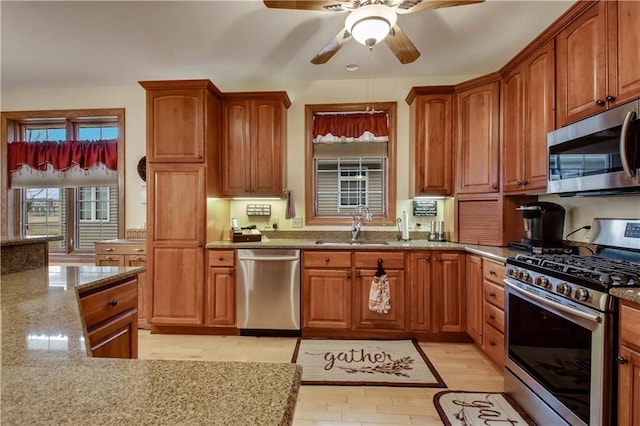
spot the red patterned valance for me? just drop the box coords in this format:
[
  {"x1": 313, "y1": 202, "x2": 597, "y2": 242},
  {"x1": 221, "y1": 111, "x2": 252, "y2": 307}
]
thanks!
[
  {"x1": 313, "y1": 112, "x2": 389, "y2": 138},
  {"x1": 8, "y1": 140, "x2": 118, "y2": 172}
]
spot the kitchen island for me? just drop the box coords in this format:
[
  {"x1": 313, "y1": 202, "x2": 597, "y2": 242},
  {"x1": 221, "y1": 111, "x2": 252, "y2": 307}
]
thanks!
[{"x1": 1, "y1": 266, "x2": 302, "y2": 425}]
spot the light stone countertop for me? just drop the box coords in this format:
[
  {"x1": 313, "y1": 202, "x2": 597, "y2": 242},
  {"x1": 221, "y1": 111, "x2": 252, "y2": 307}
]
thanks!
[
  {"x1": 610, "y1": 287, "x2": 640, "y2": 305},
  {"x1": 1, "y1": 266, "x2": 302, "y2": 425},
  {"x1": 0, "y1": 234, "x2": 64, "y2": 247}
]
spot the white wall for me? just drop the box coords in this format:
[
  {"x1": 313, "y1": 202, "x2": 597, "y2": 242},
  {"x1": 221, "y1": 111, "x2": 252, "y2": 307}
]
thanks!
[{"x1": 4, "y1": 78, "x2": 640, "y2": 239}]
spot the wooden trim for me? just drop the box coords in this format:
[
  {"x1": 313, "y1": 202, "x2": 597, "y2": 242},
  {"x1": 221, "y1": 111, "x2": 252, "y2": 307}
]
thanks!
[
  {"x1": 221, "y1": 91, "x2": 291, "y2": 108},
  {"x1": 139, "y1": 79, "x2": 222, "y2": 97},
  {"x1": 500, "y1": 0, "x2": 599, "y2": 76},
  {"x1": 149, "y1": 325, "x2": 240, "y2": 335},
  {"x1": 304, "y1": 102, "x2": 397, "y2": 227},
  {"x1": 454, "y1": 72, "x2": 501, "y2": 93},
  {"x1": 405, "y1": 85, "x2": 455, "y2": 104}
]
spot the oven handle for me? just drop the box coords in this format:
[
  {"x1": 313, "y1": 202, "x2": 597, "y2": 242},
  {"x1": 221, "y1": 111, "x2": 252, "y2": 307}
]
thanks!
[
  {"x1": 504, "y1": 279, "x2": 602, "y2": 325},
  {"x1": 620, "y1": 110, "x2": 636, "y2": 178}
]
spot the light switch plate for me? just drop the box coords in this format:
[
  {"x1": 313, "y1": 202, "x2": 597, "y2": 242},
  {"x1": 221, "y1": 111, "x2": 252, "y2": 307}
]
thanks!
[{"x1": 292, "y1": 217, "x2": 303, "y2": 228}]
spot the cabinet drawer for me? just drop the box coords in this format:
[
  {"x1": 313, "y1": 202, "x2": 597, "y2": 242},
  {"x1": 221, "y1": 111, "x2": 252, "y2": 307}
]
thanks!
[
  {"x1": 482, "y1": 258, "x2": 505, "y2": 284},
  {"x1": 208, "y1": 250, "x2": 235, "y2": 267},
  {"x1": 483, "y1": 280, "x2": 505, "y2": 310},
  {"x1": 482, "y1": 321, "x2": 504, "y2": 368},
  {"x1": 483, "y1": 301, "x2": 505, "y2": 333},
  {"x1": 95, "y1": 244, "x2": 146, "y2": 256},
  {"x1": 354, "y1": 252, "x2": 405, "y2": 270},
  {"x1": 620, "y1": 300, "x2": 640, "y2": 350},
  {"x1": 96, "y1": 254, "x2": 125, "y2": 266},
  {"x1": 303, "y1": 251, "x2": 351, "y2": 268},
  {"x1": 80, "y1": 279, "x2": 138, "y2": 328}
]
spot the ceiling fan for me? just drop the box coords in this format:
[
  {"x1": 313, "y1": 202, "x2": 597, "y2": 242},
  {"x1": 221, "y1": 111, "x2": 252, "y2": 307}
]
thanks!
[{"x1": 263, "y1": 0, "x2": 485, "y2": 65}]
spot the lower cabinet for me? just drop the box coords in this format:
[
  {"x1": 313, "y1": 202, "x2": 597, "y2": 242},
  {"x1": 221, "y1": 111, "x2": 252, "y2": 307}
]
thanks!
[
  {"x1": 465, "y1": 254, "x2": 483, "y2": 345},
  {"x1": 205, "y1": 250, "x2": 236, "y2": 326},
  {"x1": 617, "y1": 300, "x2": 640, "y2": 425},
  {"x1": 480, "y1": 257, "x2": 506, "y2": 368},
  {"x1": 79, "y1": 277, "x2": 139, "y2": 359}
]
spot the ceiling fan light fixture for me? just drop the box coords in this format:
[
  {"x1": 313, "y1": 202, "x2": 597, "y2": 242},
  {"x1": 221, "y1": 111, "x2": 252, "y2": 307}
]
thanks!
[{"x1": 345, "y1": 4, "x2": 397, "y2": 47}]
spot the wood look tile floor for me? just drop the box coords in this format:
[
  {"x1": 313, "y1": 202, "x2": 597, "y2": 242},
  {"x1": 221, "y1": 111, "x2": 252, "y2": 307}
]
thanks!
[{"x1": 139, "y1": 331, "x2": 504, "y2": 425}]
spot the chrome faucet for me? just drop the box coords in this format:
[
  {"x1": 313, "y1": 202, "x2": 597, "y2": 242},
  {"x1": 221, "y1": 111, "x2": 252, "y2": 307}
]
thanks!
[{"x1": 351, "y1": 204, "x2": 373, "y2": 241}]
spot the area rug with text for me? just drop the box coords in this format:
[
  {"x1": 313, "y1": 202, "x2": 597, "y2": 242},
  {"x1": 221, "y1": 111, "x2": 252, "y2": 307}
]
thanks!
[
  {"x1": 434, "y1": 391, "x2": 536, "y2": 425},
  {"x1": 291, "y1": 339, "x2": 446, "y2": 387}
]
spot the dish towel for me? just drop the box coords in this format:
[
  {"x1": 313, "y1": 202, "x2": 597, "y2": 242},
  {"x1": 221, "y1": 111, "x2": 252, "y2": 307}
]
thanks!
[
  {"x1": 285, "y1": 190, "x2": 296, "y2": 219},
  {"x1": 368, "y1": 274, "x2": 391, "y2": 314}
]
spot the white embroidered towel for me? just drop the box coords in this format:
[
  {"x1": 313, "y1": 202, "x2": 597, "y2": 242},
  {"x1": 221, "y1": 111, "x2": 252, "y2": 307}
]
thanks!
[{"x1": 368, "y1": 274, "x2": 391, "y2": 314}]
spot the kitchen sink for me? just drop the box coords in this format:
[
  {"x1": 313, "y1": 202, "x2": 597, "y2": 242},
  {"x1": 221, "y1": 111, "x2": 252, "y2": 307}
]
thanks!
[{"x1": 314, "y1": 240, "x2": 389, "y2": 246}]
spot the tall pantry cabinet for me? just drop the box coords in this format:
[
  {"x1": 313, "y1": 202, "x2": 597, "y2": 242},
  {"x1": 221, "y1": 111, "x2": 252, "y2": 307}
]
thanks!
[{"x1": 139, "y1": 80, "x2": 224, "y2": 326}]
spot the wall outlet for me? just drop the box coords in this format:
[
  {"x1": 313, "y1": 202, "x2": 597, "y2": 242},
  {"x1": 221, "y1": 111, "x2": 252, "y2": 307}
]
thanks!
[{"x1": 292, "y1": 217, "x2": 303, "y2": 228}]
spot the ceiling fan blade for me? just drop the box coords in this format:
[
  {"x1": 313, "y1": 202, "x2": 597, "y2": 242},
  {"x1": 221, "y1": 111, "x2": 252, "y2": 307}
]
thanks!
[
  {"x1": 263, "y1": 0, "x2": 352, "y2": 12},
  {"x1": 384, "y1": 24, "x2": 420, "y2": 64},
  {"x1": 311, "y1": 27, "x2": 352, "y2": 64},
  {"x1": 395, "y1": 0, "x2": 485, "y2": 14}
]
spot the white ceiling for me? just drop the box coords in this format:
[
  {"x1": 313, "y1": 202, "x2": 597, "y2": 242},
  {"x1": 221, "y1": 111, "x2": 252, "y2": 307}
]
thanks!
[{"x1": 1, "y1": 0, "x2": 576, "y2": 91}]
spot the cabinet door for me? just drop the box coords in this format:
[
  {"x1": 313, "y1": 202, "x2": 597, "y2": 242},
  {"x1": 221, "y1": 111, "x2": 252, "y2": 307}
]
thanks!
[
  {"x1": 205, "y1": 266, "x2": 236, "y2": 326},
  {"x1": 96, "y1": 254, "x2": 125, "y2": 266},
  {"x1": 433, "y1": 253, "x2": 466, "y2": 332},
  {"x1": 412, "y1": 94, "x2": 453, "y2": 196},
  {"x1": 87, "y1": 309, "x2": 138, "y2": 359},
  {"x1": 409, "y1": 252, "x2": 436, "y2": 332},
  {"x1": 465, "y1": 254, "x2": 483, "y2": 346},
  {"x1": 353, "y1": 269, "x2": 405, "y2": 330},
  {"x1": 607, "y1": 1, "x2": 640, "y2": 106},
  {"x1": 556, "y1": 2, "x2": 607, "y2": 126},
  {"x1": 222, "y1": 100, "x2": 251, "y2": 196},
  {"x1": 501, "y1": 67, "x2": 526, "y2": 193},
  {"x1": 303, "y1": 269, "x2": 352, "y2": 330},
  {"x1": 125, "y1": 255, "x2": 148, "y2": 329},
  {"x1": 524, "y1": 40, "x2": 555, "y2": 192},
  {"x1": 455, "y1": 82, "x2": 500, "y2": 193},
  {"x1": 617, "y1": 345, "x2": 640, "y2": 426},
  {"x1": 251, "y1": 99, "x2": 285, "y2": 195},
  {"x1": 146, "y1": 89, "x2": 205, "y2": 162}
]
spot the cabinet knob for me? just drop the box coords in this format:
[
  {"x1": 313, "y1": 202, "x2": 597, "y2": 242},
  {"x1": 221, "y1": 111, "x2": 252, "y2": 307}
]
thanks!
[
  {"x1": 437, "y1": 258, "x2": 443, "y2": 262},
  {"x1": 198, "y1": 243, "x2": 204, "y2": 248},
  {"x1": 420, "y1": 187, "x2": 425, "y2": 192},
  {"x1": 105, "y1": 256, "x2": 113, "y2": 261},
  {"x1": 197, "y1": 154, "x2": 203, "y2": 160},
  {"x1": 346, "y1": 271, "x2": 351, "y2": 279},
  {"x1": 218, "y1": 257, "x2": 224, "y2": 261},
  {"x1": 521, "y1": 180, "x2": 528, "y2": 185},
  {"x1": 108, "y1": 299, "x2": 118, "y2": 307},
  {"x1": 105, "y1": 248, "x2": 114, "y2": 252},
  {"x1": 491, "y1": 183, "x2": 498, "y2": 190},
  {"x1": 606, "y1": 95, "x2": 616, "y2": 103},
  {"x1": 489, "y1": 292, "x2": 496, "y2": 298},
  {"x1": 132, "y1": 256, "x2": 143, "y2": 261},
  {"x1": 229, "y1": 271, "x2": 234, "y2": 276},
  {"x1": 516, "y1": 180, "x2": 522, "y2": 185},
  {"x1": 489, "y1": 271, "x2": 497, "y2": 276},
  {"x1": 596, "y1": 99, "x2": 606, "y2": 107},
  {"x1": 325, "y1": 257, "x2": 330, "y2": 263},
  {"x1": 356, "y1": 271, "x2": 361, "y2": 278},
  {"x1": 489, "y1": 341, "x2": 496, "y2": 347},
  {"x1": 617, "y1": 355, "x2": 628, "y2": 365},
  {"x1": 489, "y1": 314, "x2": 496, "y2": 320},
  {"x1": 425, "y1": 257, "x2": 430, "y2": 261}
]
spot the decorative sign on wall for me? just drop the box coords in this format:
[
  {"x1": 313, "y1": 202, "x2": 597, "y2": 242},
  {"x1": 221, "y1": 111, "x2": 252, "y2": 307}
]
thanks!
[
  {"x1": 246, "y1": 204, "x2": 272, "y2": 216},
  {"x1": 413, "y1": 200, "x2": 437, "y2": 216}
]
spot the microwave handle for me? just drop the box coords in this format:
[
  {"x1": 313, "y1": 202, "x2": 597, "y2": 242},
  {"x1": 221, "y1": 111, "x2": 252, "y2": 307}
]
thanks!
[{"x1": 620, "y1": 110, "x2": 637, "y2": 178}]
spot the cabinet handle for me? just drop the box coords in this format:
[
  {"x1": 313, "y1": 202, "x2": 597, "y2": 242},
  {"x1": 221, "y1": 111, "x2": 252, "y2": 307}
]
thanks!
[
  {"x1": 489, "y1": 314, "x2": 496, "y2": 320},
  {"x1": 218, "y1": 257, "x2": 224, "y2": 261},
  {"x1": 132, "y1": 256, "x2": 143, "y2": 261},
  {"x1": 133, "y1": 248, "x2": 144, "y2": 252},
  {"x1": 489, "y1": 292, "x2": 496, "y2": 298},
  {"x1": 489, "y1": 271, "x2": 497, "y2": 276},
  {"x1": 346, "y1": 271, "x2": 351, "y2": 279},
  {"x1": 489, "y1": 341, "x2": 496, "y2": 347},
  {"x1": 521, "y1": 180, "x2": 528, "y2": 185},
  {"x1": 606, "y1": 95, "x2": 616, "y2": 103},
  {"x1": 516, "y1": 180, "x2": 522, "y2": 185},
  {"x1": 105, "y1": 256, "x2": 113, "y2": 261},
  {"x1": 420, "y1": 187, "x2": 425, "y2": 192},
  {"x1": 596, "y1": 99, "x2": 606, "y2": 107},
  {"x1": 356, "y1": 271, "x2": 361, "y2": 278},
  {"x1": 325, "y1": 257, "x2": 330, "y2": 263},
  {"x1": 491, "y1": 183, "x2": 498, "y2": 190},
  {"x1": 105, "y1": 248, "x2": 114, "y2": 252},
  {"x1": 108, "y1": 299, "x2": 118, "y2": 307},
  {"x1": 437, "y1": 258, "x2": 443, "y2": 262},
  {"x1": 617, "y1": 355, "x2": 628, "y2": 365},
  {"x1": 425, "y1": 257, "x2": 430, "y2": 261},
  {"x1": 229, "y1": 271, "x2": 234, "y2": 276},
  {"x1": 197, "y1": 154, "x2": 203, "y2": 160},
  {"x1": 198, "y1": 243, "x2": 204, "y2": 248}
]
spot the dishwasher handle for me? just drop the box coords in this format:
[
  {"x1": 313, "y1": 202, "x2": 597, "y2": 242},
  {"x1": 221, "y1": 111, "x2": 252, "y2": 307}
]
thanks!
[{"x1": 237, "y1": 255, "x2": 300, "y2": 262}]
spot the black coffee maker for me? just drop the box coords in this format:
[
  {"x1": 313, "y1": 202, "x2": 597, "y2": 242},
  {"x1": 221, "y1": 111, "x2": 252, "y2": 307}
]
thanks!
[{"x1": 512, "y1": 201, "x2": 566, "y2": 253}]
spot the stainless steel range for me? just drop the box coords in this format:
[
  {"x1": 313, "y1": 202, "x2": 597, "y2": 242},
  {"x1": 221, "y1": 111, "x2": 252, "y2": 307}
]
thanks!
[{"x1": 504, "y1": 218, "x2": 640, "y2": 426}]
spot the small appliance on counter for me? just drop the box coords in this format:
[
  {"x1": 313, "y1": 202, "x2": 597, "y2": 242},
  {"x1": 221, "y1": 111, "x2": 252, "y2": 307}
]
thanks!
[
  {"x1": 509, "y1": 201, "x2": 567, "y2": 254},
  {"x1": 428, "y1": 220, "x2": 446, "y2": 242},
  {"x1": 231, "y1": 219, "x2": 262, "y2": 242}
]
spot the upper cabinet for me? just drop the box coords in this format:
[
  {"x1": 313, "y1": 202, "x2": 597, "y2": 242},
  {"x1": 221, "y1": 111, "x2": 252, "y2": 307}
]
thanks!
[
  {"x1": 221, "y1": 93, "x2": 290, "y2": 197},
  {"x1": 556, "y1": 1, "x2": 640, "y2": 127},
  {"x1": 455, "y1": 80, "x2": 500, "y2": 194},
  {"x1": 406, "y1": 87, "x2": 454, "y2": 196},
  {"x1": 502, "y1": 40, "x2": 555, "y2": 194},
  {"x1": 140, "y1": 80, "x2": 222, "y2": 163}
]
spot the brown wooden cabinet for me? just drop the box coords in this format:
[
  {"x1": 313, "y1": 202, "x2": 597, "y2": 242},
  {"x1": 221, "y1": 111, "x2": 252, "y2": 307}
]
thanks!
[
  {"x1": 480, "y1": 257, "x2": 506, "y2": 368},
  {"x1": 353, "y1": 251, "x2": 406, "y2": 331},
  {"x1": 79, "y1": 278, "x2": 138, "y2": 359},
  {"x1": 556, "y1": 1, "x2": 640, "y2": 127},
  {"x1": 617, "y1": 299, "x2": 640, "y2": 425},
  {"x1": 302, "y1": 251, "x2": 352, "y2": 330},
  {"x1": 501, "y1": 40, "x2": 555, "y2": 194},
  {"x1": 205, "y1": 250, "x2": 236, "y2": 326},
  {"x1": 95, "y1": 240, "x2": 149, "y2": 329},
  {"x1": 465, "y1": 254, "x2": 483, "y2": 346},
  {"x1": 408, "y1": 252, "x2": 436, "y2": 333},
  {"x1": 455, "y1": 80, "x2": 500, "y2": 194},
  {"x1": 406, "y1": 88, "x2": 454, "y2": 196},
  {"x1": 221, "y1": 93, "x2": 290, "y2": 197}
]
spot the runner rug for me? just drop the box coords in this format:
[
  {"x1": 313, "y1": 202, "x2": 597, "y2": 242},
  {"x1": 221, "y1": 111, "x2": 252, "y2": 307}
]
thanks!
[
  {"x1": 434, "y1": 391, "x2": 536, "y2": 425},
  {"x1": 291, "y1": 339, "x2": 446, "y2": 387}
]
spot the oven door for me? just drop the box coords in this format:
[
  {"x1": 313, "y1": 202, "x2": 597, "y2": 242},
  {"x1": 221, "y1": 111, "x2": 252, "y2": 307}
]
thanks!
[{"x1": 504, "y1": 278, "x2": 613, "y2": 426}]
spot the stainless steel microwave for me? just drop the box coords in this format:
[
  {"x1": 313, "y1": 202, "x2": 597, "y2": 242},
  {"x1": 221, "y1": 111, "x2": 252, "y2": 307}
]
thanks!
[{"x1": 547, "y1": 100, "x2": 640, "y2": 196}]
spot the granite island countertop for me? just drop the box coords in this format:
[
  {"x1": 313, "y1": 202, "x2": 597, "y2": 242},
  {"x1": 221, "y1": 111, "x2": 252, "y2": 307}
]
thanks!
[{"x1": 1, "y1": 266, "x2": 302, "y2": 425}]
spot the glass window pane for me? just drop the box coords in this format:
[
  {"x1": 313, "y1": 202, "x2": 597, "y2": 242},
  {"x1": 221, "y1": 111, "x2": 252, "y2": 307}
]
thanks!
[{"x1": 22, "y1": 188, "x2": 65, "y2": 249}]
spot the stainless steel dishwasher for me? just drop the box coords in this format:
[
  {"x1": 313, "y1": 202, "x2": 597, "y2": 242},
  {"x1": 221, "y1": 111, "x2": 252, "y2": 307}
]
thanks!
[{"x1": 236, "y1": 249, "x2": 301, "y2": 335}]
